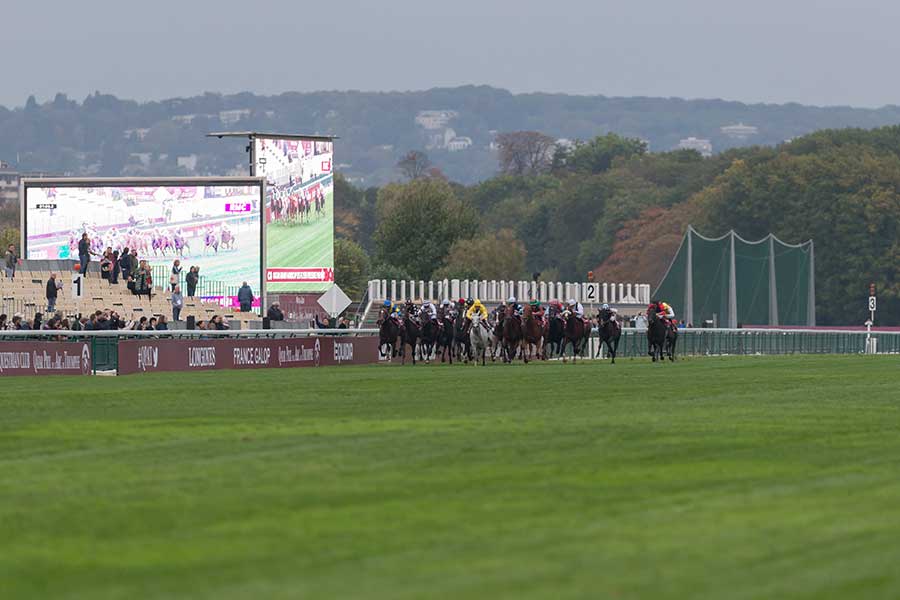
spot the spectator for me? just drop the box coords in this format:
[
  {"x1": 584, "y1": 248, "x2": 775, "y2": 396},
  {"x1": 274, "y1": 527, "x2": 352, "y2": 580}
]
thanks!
[
  {"x1": 111, "y1": 250, "x2": 120, "y2": 284},
  {"x1": 84, "y1": 313, "x2": 98, "y2": 331},
  {"x1": 96, "y1": 311, "x2": 111, "y2": 331},
  {"x1": 78, "y1": 233, "x2": 93, "y2": 275},
  {"x1": 314, "y1": 314, "x2": 337, "y2": 329},
  {"x1": 212, "y1": 315, "x2": 230, "y2": 330},
  {"x1": 0, "y1": 314, "x2": 7, "y2": 330},
  {"x1": 134, "y1": 316, "x2": 148, "y2": 331},
  {"x1": 45, "y1": 273, "x2": 62, "y2": 313},
  {"x1": 32, "y1": 312, "x2": 43, "y2": 331},
  {"x1": 170, "y1": 259, "x2": 182, "y2": 292},
  {"x1": 136, "y1": 260, "x2": 153, "y2": 299},
  {"x1": 196, "y1": 320, "x2": 207, "y2": 331},
  {"x1": 4, "y1": 243, "x2": 19, "y2": 279},
  {"x1": 237, "y1": 281, "x2": 254, "y2": 313},
  {"x1": 12, "y1": 314, "x2": 28, "y2": 330},
  {"x1": 119, "y1": 248, "x2": 131, "y2": 280},
  {"x1": 171, "y1": 285, "x2": 184, "y2": 321},
  {"x1": 156, "y1": 315, "x2": 169, "y2": 331},
  {"x1": 100, "y1": 247, "x2": 114, "y2": 280},
  {"x1": 185, "y1": 266, "x2": 199, "y2": 297},
  {"x1": 338, "y1": 317, "x2": 351, "y2": 329},
  {"x1": 267, "y1": 302, "x2": 285, "y2": 322},
  {"x1": 108, "y1": 311, "x2": 125, "y2": 330},
  {"x1": 148, "y1": 317, "x2": 157, "y2": 330},
  {"x1": 59, "y1": 318, "x2": 70, "y2": 330}
]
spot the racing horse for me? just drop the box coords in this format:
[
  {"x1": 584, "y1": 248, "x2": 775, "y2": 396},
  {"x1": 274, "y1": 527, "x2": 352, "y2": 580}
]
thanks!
[
  {"x1": 419, "y1": 315, "x2": 439, "y2": 363},
  {"x1": 501, "y1": 305, "x2": 527, "y2": 363},
  {"x1": 543, "y1": 307, "x2": 565, "y2": 359},
  {"x1": 436, "y1": 310, "x2": 455, "y2": 364},
  {"x1": 522, "y1": 304, "x2": 544, "y2": 361},
  {"x1": 560, "y1": 310, "x2": 590, "y2": 363},
  {"x1": 595, "y1": 312, "x2": 622, "y2": 364},
  {"x1": 377, "y1": 308, "x2": 401, "y2": 361},
  {"x1": 453, "y1": 311, "x2": 471, "y2": 363},
  {"x1": 647, "y1": 311, "x2": 677, "y2": 362},
  {"x1": 400, "y1": 306, "x2": 421, "y2": 366},
  {"x1": 469, "y1": 312, "x2": 492, "y2": 366}
]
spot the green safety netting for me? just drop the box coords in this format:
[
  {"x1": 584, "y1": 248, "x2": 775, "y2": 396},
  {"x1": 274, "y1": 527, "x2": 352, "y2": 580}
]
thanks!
[{"x1": 654, "y1": 226, "x2": 815, "y2": 327}]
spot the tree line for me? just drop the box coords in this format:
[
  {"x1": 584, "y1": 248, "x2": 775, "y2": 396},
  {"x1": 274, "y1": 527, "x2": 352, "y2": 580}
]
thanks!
[{"x1": 334, "y1": 126, "x2": 900, "y2": 326}]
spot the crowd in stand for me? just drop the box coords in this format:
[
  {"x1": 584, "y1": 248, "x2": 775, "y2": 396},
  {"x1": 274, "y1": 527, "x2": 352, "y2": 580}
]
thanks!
[{"x1": 0, "y1": 308, "x2": 242, "y2": 332}]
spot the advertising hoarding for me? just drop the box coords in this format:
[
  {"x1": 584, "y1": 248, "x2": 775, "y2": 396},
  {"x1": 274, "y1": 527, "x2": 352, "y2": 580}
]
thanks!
[
  {"x1": 0, "y1": 342, "x2": 92, "y2": 376},
  {"x1": 117, "y1": 336, "x2": 379, "y2": 375}
]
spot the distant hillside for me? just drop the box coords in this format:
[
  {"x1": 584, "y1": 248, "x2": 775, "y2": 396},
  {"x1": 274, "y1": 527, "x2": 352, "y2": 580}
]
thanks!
[{"x1": 3, "y1": 86, "x2": 900, "y2": 185}]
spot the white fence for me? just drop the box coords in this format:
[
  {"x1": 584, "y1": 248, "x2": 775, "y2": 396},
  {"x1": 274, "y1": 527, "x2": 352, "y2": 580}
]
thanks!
[{"x1": 367, "y1": 279, "x2": 651, "y2": 306}]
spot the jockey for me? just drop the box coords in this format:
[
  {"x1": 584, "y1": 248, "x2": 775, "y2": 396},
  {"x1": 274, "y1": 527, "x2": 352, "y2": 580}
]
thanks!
[
  {"x1": 648, "y1": 299, "x2": 677, "y2": 330},
  {"x1": 456, "y1": 297, "x2": 467, "y2": 316},
  {"x1": 440, "y1": 298, "x2": 451, "y2": 317},
  {"x1": 421, "y1": 300, "x2": 438, "y2": 322},
  {"x1": 529, "y1": 299, "x2": 545, "y2": 321},
  {"x1": 567, "y1": 298, "x2": 585, "y2": 319},
  {"x1": 508, "y1": 296, "x2": 525, "y2": 318},
  {"x1": 598, "y1": 303, "x2": 618, "y2": 324},
  {"x1": 466, "y1": 298, "x2": 489, "y2": 323}
]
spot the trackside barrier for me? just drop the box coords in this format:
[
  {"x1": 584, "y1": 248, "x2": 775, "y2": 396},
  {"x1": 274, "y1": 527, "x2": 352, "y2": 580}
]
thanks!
[
  {"x1": 0, "y1": 329, "x2": 379, "y2": 376},
  {"x1": 587, "y1": 328, "x2": 900, "y2": 359}
]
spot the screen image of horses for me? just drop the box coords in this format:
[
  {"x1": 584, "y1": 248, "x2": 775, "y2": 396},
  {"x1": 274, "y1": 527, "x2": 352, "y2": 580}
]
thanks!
[
  {"x1": 24, "y1": 183, "x2": 262, "y2": 298},
  {"x1": 256, "y1": 137, "x2": 335, "y2": 293}
]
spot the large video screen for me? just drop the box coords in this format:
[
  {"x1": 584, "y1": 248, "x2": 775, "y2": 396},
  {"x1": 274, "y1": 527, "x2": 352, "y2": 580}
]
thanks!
[
  {"x1": 255, "y1": 136, "x2": 334, "y2": 292},
  {"x1": 24, "y1": 180, "x2": 263, "y2": 308}
]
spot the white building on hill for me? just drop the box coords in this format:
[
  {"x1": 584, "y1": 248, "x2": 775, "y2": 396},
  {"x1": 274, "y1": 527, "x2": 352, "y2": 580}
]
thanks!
[{"x1": 678, "y1": 137, "x2": 713, "y2": 157}]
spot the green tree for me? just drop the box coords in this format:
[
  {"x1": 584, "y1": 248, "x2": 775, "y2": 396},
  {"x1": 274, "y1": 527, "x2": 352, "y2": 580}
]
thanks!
[
  {"x1": 373, "y1": 179, "x2": 478, "y2": 279},
  {"x1": 433, "y1": 229, "x2": 527, "y2": 281},
  {"x1": 333, "y1": 239, "x2": 370, "y2": 300},
  {"x1": 564, "y1": 133, "x2": 647, "y2": 174}
]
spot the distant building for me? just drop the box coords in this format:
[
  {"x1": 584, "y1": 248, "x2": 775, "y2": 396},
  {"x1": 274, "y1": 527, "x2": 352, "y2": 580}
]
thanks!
[
  {"x1": 123, "y1": 128, "x2": 150, "y2": 141},
  {"x1": 0, "y1": 162, "x2": 52, "y2": 206},
  {"x1": 219, "y1": 109, "x2": 251, "y2": 125},
  {"x1": 0, "y1": 162, "x2": 18, "y2": 206},
  {"x1": 172, "y1": 114, "x2": 198, "y2": 125},
  {"x1": 678, "y1": 137, "x2": 713, "y2": 157},
  {"x1": 415, "y1": 110, "x2": 458, "y2": 130},
  {"x1": 447, "y1": 136, "x2": 473, "y2": 152},
  {"x1": 555, "y1": 138, "x2": 576, "y2": 151},
  {"x1": 720, "y1": 122, "x2": 759, "y2": 139}
]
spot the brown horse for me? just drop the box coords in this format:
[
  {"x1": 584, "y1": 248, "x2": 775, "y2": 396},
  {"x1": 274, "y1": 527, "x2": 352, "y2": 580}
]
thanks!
[
  {"x1": 501, "y1": 305, "x2": 527, "y2": 363},
  {"x1": 560, "y1": 310, "x2": 590, "y2": 363},
  {"x1": 522, "y1": 305, "x2": 544, "y2": 361}
]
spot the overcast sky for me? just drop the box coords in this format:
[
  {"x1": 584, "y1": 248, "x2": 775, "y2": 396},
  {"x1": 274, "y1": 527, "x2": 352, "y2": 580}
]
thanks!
[{"x1": 2, "y1": 0, "x2": 897, "y2": 108}]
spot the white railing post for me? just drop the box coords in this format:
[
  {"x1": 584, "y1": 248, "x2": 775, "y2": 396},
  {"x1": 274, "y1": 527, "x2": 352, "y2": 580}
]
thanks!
[
  {"x1": 391, "y1": 280, "x2": 397, "y2": 301},
  {"x1": 451, "y1": 279, "x2": 460, "y2": 300},
  {"x1": 618, "y1": 283, "x2": 625, "y2": 302},
  {"x1": 626, "y1": 283, "x2": 633, "y2": 303},
  {"x1": 602, "y1": 283, "x2": 608, "y2": 303},
  {"x1": 539, "y1": 281, "x2": 547, "y2": 302},
  {"x1": 428, "y1": 281, "x2": 434, "y2": 301}
]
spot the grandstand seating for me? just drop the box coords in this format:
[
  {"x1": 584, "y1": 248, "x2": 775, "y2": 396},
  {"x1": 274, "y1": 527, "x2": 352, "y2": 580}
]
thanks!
[{"x1": 0, "y1": 269, "x2": 260, "y2": 327}]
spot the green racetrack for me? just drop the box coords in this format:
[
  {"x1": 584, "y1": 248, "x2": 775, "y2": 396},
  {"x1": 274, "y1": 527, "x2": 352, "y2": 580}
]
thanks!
[
  {"x1": 3, "y1": 355, "x2": 900, "y2": 599},
  {"x1": 266, "y1": 190, "x2": 334, "y2": 293}
]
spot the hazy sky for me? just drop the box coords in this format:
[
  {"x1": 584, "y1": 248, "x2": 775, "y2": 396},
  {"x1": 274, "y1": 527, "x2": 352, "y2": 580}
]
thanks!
[{"x1": 2, "y1": 0, "x2": 898, "y2": 108}]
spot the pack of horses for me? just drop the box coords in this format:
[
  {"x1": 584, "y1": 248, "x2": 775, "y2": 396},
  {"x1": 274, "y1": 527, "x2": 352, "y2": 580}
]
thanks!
[
  {"x1": 269, "y1": 186, "x2": 326, "y2": 225},
  {"x1": 376, "y1": 303, "x2": 677, "y2": 366}
]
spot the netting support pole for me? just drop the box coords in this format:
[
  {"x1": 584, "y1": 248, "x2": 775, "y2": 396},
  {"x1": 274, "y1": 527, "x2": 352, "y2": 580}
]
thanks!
[
  {"x1": 768, "y1": 236, "x2": 779, "y2": 326},
  {"x1": 728, "y1": 232, "x2": 738, "y2": 328},
  {"x1": 685, "y1": 228, "x2": 694, "y2": 327},
  {"x1": 807, "y1": 240, "x2": 816, "y2": 326}
]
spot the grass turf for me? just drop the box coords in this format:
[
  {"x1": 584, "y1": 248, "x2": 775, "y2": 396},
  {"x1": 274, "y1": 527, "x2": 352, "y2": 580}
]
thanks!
[{"x1": 2, "y1": 355, "x2": 900, "y2": 599}]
